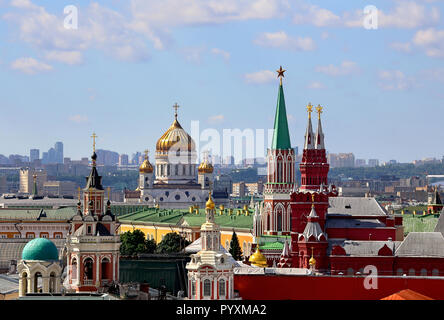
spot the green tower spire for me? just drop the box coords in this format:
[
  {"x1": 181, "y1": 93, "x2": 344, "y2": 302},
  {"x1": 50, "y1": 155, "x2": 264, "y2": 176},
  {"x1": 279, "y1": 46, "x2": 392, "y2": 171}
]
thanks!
[{"x1": 271, "y1": 66, "x2": 291, "y2": 150}]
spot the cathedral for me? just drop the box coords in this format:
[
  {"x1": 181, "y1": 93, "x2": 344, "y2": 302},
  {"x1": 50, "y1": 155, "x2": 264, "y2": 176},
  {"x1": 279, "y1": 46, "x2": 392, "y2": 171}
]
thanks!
[{"x1": 125, "y1": 104, "x2": 228, "y2": 208}]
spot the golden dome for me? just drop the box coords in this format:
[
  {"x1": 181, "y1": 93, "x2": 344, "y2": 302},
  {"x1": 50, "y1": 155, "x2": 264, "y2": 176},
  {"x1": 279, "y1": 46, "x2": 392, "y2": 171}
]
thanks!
[
  {"x1": 198, "y1": 159, "x2": 213, "y2": 174},
  {"x1": 309, "y1": 256, "x2": 316, "y2": 266},
  {"x1": 156, "y1": 118, "x2": 195, "y2": 153},
  {"x1": 249, "y1": 247, "x2": 268, "y2": 267},
  {"x1": 206, "y1": 192, "x2": 215, "y2": 210},
  {"x1": 139, "y1": 150, "x2": 153, "y2": 173}
]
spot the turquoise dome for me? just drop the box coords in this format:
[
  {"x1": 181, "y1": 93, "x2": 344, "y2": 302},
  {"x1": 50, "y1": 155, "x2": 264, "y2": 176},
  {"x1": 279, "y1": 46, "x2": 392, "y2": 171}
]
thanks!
[{"x1": 22, "y1": 238, "x2": 59, "y2": 261}]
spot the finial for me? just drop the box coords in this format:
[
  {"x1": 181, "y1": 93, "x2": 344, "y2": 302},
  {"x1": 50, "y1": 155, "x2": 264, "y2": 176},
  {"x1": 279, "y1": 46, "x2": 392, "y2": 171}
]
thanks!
[
  {"x1": 144, "y1": 149, "x2": 149, "y2": 160},
  {"x1": 91, "y1": 132, "x2": 97, "y2": 153},
  {"x1": 77, "y1": 186, "x2": 81, "y2": 202},
  {"x1": 315, "y1": 104, "x2": 323, "y2": 120},
  {"x1": 173, "y1": 103, "x2": 180, "y2": 120},
  {"x1": 311, "y1": 193, "x2": 315, "y2": 207},
  {"x1": 276, "y1": 66, "x2": 286, "y2": 85},
  {"x1": 107, "y1": 187, "x2": 111, "y2": 200},
  {"x1": 307, "y1": 103, "x2": 313, "y2": 119}
]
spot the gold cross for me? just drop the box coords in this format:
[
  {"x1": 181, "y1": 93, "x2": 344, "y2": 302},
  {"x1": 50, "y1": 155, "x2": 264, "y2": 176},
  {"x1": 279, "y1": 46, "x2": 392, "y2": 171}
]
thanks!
[
  {"x1": 173, "y1": 103, "x2": 180, "y2": 119},
  {"x1": 276, "y1": 66, "x2": 286, "y2": 85},
  {"x1": 91, "y1": 132, "x2": 97, "y2": 152},
  {"x1": 144, "y1": 149, "x2": 149, "y2": 159},
  {"x1": 316, "y1": 104, "x2": 323, "y2": 119},
  {"x1": 77, "y1": 187, "x2": 81, "y2": 202}
]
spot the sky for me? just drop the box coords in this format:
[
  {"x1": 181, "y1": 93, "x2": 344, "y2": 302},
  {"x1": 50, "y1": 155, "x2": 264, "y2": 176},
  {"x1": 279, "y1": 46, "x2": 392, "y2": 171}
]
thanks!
[{"x1": 0, "y1": 0, "x2": 443, "y2": 163}]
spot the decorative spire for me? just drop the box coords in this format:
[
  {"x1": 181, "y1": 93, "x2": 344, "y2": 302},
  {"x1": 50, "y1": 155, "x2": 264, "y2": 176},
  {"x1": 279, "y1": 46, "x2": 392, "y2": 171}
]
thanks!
[
  {"x1": 206, "y1": 191, "x2": 215, "y2": 223},
  {"x1": 315, "y1": 104, "x2": 325, "y2": 150},
  {"x1": 271, "y1": 66, "x2": 291, "y2": 150},
  {"x1": 32, "y1": 174, "x2": 38, "y2": 197},
  {"x1": 304, "y1": 103, "x2": 314, "y2": 149},
  {"x1": 91, "y1": 132, "x2": 97, "y2": 153},
  {"x1": 85, "y1": 134, "x2": 103, "y2": 190},
  {"x1": 173, "y1": 103, "x2": 180, "y2": 120},
  {"x1": 309, "y1": 247, "x2": 316, "y2": 267}
]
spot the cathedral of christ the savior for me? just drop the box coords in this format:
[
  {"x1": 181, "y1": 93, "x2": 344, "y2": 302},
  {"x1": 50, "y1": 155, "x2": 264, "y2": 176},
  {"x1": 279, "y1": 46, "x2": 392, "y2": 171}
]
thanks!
[{"x1": 125, "y1": 104, "x2": 229, "y2": 209}]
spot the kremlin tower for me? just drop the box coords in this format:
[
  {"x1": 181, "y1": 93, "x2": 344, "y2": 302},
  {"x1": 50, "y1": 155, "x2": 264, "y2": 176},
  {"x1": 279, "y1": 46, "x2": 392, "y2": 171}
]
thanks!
[{"x1": 262, "y1": 66, "x2": 296, "y2": 236}]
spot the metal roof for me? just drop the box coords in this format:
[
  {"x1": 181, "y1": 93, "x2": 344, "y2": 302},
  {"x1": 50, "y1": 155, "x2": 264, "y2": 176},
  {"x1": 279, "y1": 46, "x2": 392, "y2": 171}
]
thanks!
[
  {"x1": 328, "y1": 197, "x2": 388, "y2": 217},
  {"x1": 395, "y1": 232, "x2": 444, "y2": 257}
]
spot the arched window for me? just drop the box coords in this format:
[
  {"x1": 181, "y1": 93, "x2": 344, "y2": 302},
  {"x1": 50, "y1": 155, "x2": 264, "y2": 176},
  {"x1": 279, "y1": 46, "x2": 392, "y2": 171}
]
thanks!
[
  {"x1": 34, "y1": 272, "x2": 42, "y2": 293},
  {"x1": 84, "y1": 258, "x2": 94, "y2": 280},
  {"x1": 420, "y1": 268, "x2": 427, "y2": 276},
  {"x1": 396, "y1": 268, "x2": 403, "y2": 276},
  {"x1": 203, "y1": 279, "x2": 211, "y2": 297},
  {"x1": 21, "y1": 272, "x2": 28, "y2": 295},
  {"x1": 206, "y1": 236, "x2": 211, "y2": 251},
  {"x1": 175, "y1": 165, "x2": 178, "y2": 175},
  {"x1": 432, "y1": 269, "x2": 439, "y2": 276},
  {"x1": 219, "y1": 279, "x2": 226, "y2": 297},
  {"x1": 347, "y1": 268, "x2": 354, "y2": 275},
  {"x1": 408, "y1": 268, "x2": 415, "y2": 276},
  {"x1": 191, "y1": 281, "x2": 196, "y2": 297},
  {"x1": 72, "y1": 258, "x2": 78, "y2": 280}
]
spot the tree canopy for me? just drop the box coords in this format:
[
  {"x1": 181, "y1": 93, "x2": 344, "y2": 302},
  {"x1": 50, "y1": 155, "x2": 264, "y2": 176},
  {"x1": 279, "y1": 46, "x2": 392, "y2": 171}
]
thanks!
[
  {"x1": 229, "y1": 231, "x2": 243, "y2": 261},
  {"x1": 156, "y1": 232, "x2": 190, "y2": 254},
  {"x1": 120, "y1": 229, "x2": 156, "y2": 256}
]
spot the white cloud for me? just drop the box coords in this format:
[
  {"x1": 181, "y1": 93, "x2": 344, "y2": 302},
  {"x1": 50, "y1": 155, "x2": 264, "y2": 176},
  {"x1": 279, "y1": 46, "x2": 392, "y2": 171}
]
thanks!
[
  {"x1": 294, "y1": 1, "x2": 440, "y2": 29},
  {"x1": 390, "y1": 42, "x2": 412, "y2": 53},
  {"x1": 69, "y1": 114, "x2": 89, "y2": 123},
  {"x1": 211, "y1": 48, "x2": 230, "y2": 61},
  {"x1": 378, "y1": 70, "x2": 414, "y2": 91},
  {"x1": 10, "y1": 57, "x2": 52, "y2": 74},
  {"x1": 10, "y1": 0, "x2": 37, "y2": 9},
  {"x1": 208, "y1": 114, "x2": 225, "y2": 123},
  {"x1": 244, "y1": 70, "x2": 276, "y2": 84},
  {"x1": 307, "y1": 81, "x2": 326, "y2": 89},
  {"x1": 412, "y1": 28, "x2": 444, "y2": 58},
  {"x1": 315, "y1": 61, "x2": 360, "y2": 76},
  {"x1": 180, "y1": 46, "x2": 205, "y2": 64},
  {"x1": 254, "y1": 31, "x2": 316, "y2": 51},
  {"x1": 44, "y1": 50, "x2": 83, "y2": 65}
]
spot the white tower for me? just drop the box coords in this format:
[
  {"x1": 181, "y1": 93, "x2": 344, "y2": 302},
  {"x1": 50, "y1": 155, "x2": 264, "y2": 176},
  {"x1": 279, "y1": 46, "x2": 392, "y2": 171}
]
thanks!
[{"x1": 186, "y1": 192, "x2": 234, "y2": 300}]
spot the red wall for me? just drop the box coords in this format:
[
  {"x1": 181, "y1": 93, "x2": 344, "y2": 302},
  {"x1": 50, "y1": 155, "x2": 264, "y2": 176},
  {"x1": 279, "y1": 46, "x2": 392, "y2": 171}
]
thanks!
[
  {"x1": 326, "y1": 227, "x2": 396, "y2": 241},
  {"x1": 234, "y1": 274, "x2": 444, "y2": 300}
]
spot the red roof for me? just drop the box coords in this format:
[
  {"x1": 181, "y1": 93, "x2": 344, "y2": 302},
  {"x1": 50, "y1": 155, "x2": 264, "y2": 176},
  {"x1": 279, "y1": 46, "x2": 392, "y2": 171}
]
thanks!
[{"x1": 381, "y1": 289, "x2": 433, "y2": 300}]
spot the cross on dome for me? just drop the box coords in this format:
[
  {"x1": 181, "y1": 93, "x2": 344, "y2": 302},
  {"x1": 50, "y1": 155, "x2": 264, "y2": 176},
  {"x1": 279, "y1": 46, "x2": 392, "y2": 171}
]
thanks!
[
  {"x1": 173, "y1": 103, "x2": 180, "y2": 119},
  {"x1": 91, "y1": 132, "x2": 98, "y2": 152}
]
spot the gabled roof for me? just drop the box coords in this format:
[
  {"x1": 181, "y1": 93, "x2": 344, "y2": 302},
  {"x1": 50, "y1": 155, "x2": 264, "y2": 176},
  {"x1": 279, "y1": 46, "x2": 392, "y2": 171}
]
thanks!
[
  {"x1": 271, "y1": 84, "x2": 291, "y2": 150},
  {"x1": 395, "y1": 232, "x2": 444, "y2": 257},
  {"x1": 433, "y1": 209, "x2": 444, "y2": 235}
]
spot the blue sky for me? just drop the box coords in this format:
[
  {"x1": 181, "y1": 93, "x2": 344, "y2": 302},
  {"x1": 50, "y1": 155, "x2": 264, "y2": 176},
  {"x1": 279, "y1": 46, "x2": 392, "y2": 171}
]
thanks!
[{"x1": 0, "y1": 0, "x2": 443, "y2": 163}]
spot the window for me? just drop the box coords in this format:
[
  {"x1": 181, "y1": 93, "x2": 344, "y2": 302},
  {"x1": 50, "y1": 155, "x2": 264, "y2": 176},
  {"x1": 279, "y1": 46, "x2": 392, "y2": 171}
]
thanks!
[
  {"x1": 203, "y1": 279, "x2": 211, "y2": 297},
  {"x1": 347, "y1": 268, "x2": 354, "y2": 275},
  {"x1": 0, "y1": 234, "x2": 6, "y2": 239},
  {"x1": 26, "y1": 233, "x2": 35, "y2": 239},
  {"x1": 87, "y1": 226, "x2": 92, "y2": 235},
  {"x1": 219, "y1": 279, "x2": 226, "y2": 297},
  {"x1": 420, "y1": 269, "x2": 427, "y2": 276},
  {"x1": 191, "y1": 281, "x2": 196, "y2": 297},
  {"x1": 432, "y1": 269, "x2": 439, "y2": 276},
  {"x1": 408, "y1": 268, "x2": 415, "y2": 276},
  {"x1": 396, "y1": 268, "x2": 403, "y2": 276}
]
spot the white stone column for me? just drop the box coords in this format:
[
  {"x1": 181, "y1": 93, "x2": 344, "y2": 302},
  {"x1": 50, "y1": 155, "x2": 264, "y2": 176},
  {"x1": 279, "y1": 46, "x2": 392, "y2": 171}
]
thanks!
[
  {"x1": 96, "y1": 254, "x2": 100, "y2": 286},
  {"x1": 112, "y1": 254, "x2": 116, "y2": 281},
  {"x1": 27, "y1": 276, "x2": 33, "y2": 293}
]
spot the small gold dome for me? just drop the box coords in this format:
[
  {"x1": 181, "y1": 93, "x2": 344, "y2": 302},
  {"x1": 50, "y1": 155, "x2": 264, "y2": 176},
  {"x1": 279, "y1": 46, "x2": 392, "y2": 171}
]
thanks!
[
  {"x1": 249, "y1": 247, "x2": 268, "y2": 267},
  {"x1": 156, "y1": 118, "x2": 195, "y2": 153},
  {"x1": 198, "y1": 160, "x2": 213, "y2": 174},
  {"x1": 139, "y1": 158, "x2": 153, "y2": 173},
  {"x1": 206, "y1": 192, "x2": 215, "y2": 210},
  {"x1": 309, "y1": 256, "x2": 316, "y2": 266}
]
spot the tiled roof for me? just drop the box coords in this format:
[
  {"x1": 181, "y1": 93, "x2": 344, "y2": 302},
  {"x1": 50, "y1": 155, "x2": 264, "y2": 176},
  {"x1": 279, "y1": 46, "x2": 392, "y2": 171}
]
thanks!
[
  {"x1": 0, "y1": 207, "x2": 76, "y2": 221},
  {"x1": 395, "y1": 232, "x2": 444, "y2": 257},
  {"x1": 328, "y1": 197, "x2": 388, "y2": 217}
]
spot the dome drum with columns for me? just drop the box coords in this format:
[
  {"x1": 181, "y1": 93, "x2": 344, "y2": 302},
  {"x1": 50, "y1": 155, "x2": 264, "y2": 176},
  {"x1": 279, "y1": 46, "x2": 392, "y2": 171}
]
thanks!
[{"x1": 129, "y1": 104, "x2": 228, "y2": 209}]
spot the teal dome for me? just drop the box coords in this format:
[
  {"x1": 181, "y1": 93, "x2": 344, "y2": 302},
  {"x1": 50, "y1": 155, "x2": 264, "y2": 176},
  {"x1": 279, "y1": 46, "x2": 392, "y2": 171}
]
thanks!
[{"x1": 22, "y1": 238, "x2": 59, "y2": 261}]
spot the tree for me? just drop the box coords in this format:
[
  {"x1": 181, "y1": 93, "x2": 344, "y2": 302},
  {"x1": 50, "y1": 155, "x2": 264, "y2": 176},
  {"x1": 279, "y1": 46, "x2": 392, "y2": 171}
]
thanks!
[
  {"x1": 156, "y1": 232, "x2": 190, "y2": 254},
  {"x1": 229, "y1": 231, "x2": 242, "y2": 261},
  {"x1": 120, "y1": 229, "x2": 156, "y2": 255}
]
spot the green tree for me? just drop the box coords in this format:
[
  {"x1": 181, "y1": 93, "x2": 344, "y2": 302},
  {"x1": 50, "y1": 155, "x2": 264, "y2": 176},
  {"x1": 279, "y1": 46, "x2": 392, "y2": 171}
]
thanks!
[
  {"x1": 156, "y1": 232, "x2": 190, "y2": 254},
  {"x1": 120, "y1": 229, "x2": 157, "y2": 255},
  {"x1": 229, "y1": 231, "x2": 242, "y2": 261}
]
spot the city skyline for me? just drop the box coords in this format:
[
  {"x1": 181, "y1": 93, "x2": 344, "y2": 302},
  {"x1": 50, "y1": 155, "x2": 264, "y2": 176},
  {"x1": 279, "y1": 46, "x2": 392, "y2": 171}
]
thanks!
[{"x1": 0, "y1": 1, "x2": 443, "y2": 162}]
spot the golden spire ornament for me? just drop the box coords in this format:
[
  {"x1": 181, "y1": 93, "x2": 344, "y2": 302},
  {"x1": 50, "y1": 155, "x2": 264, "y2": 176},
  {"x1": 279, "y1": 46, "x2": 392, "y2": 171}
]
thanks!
[
  {"x1": 173, "y1": 103, "x2": 180, "y2": 120},
  {"x1": 276, "y1": 66, "x2": 286, "y2": 85},
  {"x1": 307, "y1": 103, "x2": 313, "y2": 119},
  {"x1": 91, "y1": 132, "x2": 97, "y2": 152},
  {"x1": 315, "y1": 104, "x2": 323, "y2": 119},
  {"x1": 144, "y1": 149, "x2": 149, "y2": 160}
]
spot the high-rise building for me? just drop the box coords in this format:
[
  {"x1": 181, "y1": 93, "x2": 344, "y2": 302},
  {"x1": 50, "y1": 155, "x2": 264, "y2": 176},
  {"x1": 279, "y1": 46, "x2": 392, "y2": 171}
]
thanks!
[
  {"x1": 119, "y1": 154, "x2": 129, "y2": 166},
  {"x1": 368, "y1": 159, "x2": 379, "y2": 167},
  {"x1": 55, "y1": 142, "x2": 63, "y2": 164},
  {"x1": 355, "y1": 159, "x2": 366, "y2": 167},
  {"x1": 30, "y1": 149, "x2": 40, "y2": 162},
  {"x1": 327, "y1": 153, "x2": 355, "y2": 168},
  {"x1": 95, "y1": 149, "x2": 119, "y2": 166},
  {"x1": 19, "y1": 169, "x2": 47, "y2": 194}
]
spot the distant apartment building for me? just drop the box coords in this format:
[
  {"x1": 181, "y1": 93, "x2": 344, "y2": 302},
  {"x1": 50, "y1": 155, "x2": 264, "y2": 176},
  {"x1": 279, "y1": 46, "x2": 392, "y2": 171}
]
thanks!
[
  {"x1": 19, "y1": 169, "x2": 47, "y2": 194},
  {"x1": 42, "y1": 142, "x2": 64, "y2": 164},
  {"x1": 132, "y1": 152, "x2": 142, "y2": 165},
  {"x1": 43, "y1": 181, "x2": 77, "y2": 197},
  {"x1": 0, "y1": 176, "x2": 7, "y2": 195},
  {"x1": 29, "y1": 149, "x2": 40, "y2": 162},
  {"x1": 119, "y1": 154, "x2": 129, "y2": 166},
  {"x1": 96, "y1": 149, "x2": 119, "y2": 166},
  {"x1": 232, "y1": 181, "x2": 264, "y2": 197},
  {"x1": 355, "y1": 159, "x2": 366, "y2": 167},
  {"x1": 413, "y1": 158, "x2": 442, "y2": 166},
  {"x1": 327, "y1": 153, "x2": 355, "y2": 168},
  {"x1": 368, "y1": 159, "x2": 379, "y2": 167},
  {"x1": 214, "y1": 174, "x2": 233, "y2": 195}
]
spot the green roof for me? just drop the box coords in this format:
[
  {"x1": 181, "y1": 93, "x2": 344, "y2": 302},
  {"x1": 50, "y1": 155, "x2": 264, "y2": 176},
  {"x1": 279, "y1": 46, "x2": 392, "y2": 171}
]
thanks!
[
  {"x1": 118, "y1": 207, "x2": 253, "y2": 229},
  {"x1": 22, "y1": 238, "x2": 59, "y2": 261},
  {"x1": 260, "y1": 241, "x2": 284, "y2": 251},
  {"x1": 0, "y1": 207, "x2": 76, "y2": 221},
  {"x1": 271, "y1": 83, "x2": 291, "y2": 150}
]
